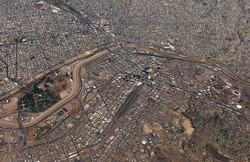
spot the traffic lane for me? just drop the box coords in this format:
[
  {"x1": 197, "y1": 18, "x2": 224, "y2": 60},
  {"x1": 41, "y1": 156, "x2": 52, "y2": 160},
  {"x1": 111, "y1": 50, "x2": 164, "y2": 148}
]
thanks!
[{"x1": 0, "y1": 45, "x2": 122, "y2": 128}]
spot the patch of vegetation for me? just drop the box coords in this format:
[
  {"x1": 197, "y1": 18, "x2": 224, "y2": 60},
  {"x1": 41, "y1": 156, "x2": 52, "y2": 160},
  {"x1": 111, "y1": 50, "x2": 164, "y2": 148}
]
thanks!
[
  {"x1": 62, "y1": 82, "x2": 68, "y2": 90},
  {"x1": 57, "y1": 110, "x2": 64, "y2": 116},
  {"x1": 35, "y1": 126, "x2": 52, "y2": 140},
  {"x1": 46, "y1": 77, "x2": 54, "y2": 84},
  {"x1": 55, "y1": 75, "x2": 65, "y2": 82},
  {"x1": 18, "y1": 77, "x2": 60, "y2": 113}
]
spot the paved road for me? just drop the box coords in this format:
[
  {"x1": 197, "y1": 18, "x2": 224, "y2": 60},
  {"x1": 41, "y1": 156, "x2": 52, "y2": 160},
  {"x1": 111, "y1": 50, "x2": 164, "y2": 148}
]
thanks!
[
  {"x1": 0, "y1": 45, "x2": 122, "y2": 128},
  {"x1": 0, "y1": 47, "x2": 99, "y2": 102},
  {"x1": 80, "y1": 84, "x2": 144, "y2": 161},
  {"x1": 1, "y1": 43, "x2": 250, "y2": 129},
  {"x1": 126, "y1": 44, "x2": 250, "y2": 87}
]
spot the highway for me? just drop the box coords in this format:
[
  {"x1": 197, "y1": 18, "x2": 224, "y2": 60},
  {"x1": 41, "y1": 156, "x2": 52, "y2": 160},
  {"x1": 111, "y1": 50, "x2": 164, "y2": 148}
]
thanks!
[
  {"x1": 0, "y1": 45, "x2": 122, "y2": 128},
  {"x1": 0, "y1": 43, "x2": 250, "y2": 129},
  {"x1": 0, "y1": 47, "x2": 99, "y2": 102},
  {"x1": 126, "y1": 44, "x2": 250, "y2": 87},
  {"x1": 80, "y1": 84, "x2": 145, "y2": 161}
]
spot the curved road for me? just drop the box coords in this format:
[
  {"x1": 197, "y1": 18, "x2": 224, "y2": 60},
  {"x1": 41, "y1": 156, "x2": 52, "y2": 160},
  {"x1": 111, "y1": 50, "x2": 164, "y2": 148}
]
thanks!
[
  {"x1": 0, "y1": 45, "x2": 122, "y2": 128},
  {"x1": 0, "y1": 43, "x2": 250, "y2": 129},
  {"x1": 0, "y1": 47, "x2": 99, "y2": 102}
]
